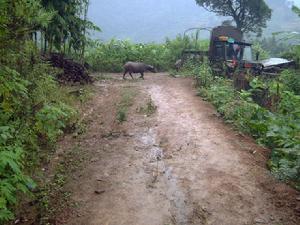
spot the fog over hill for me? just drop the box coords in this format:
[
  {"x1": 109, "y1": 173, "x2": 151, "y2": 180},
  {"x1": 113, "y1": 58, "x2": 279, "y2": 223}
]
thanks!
[{"x1": 88, "y1": 0, "x2": 300, "y2": 42}]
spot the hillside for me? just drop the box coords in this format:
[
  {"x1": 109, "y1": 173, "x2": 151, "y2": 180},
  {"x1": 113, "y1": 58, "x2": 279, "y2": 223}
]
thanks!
[
  {"x1": 266, "y1": 0, "x2": 300, "y2": 33},
  {"x1": 88, "y1": 0, "x2": 300, "y2": 42}
]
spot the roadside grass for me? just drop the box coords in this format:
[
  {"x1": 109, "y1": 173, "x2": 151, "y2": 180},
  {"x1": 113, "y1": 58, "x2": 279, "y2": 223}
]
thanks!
[
  {"x1": 36, "y1": 84, "x2": 97, "y2": 223},
  {"x1": 92, "y1": 73, "x2": 116, "y2": 81},
  {"x1": 61, "y1": 85, "x2": 94, "y2": 137},
  {"x1": 116, "y1": 88, "x2": 137, "y2": 123},
  {"x1": 13, "y1": 84, "x2": 95, "y2": 224},
  {"x1": 38, "y1": 144, "x2": 89, "y2": 224},
  {"x1": 137, "y1": 98, "x2": 157, "y2": 116},
  {"x1": 65, "y1": 85, "x2": 94, "y2": 104},
  {"x1": 26, "y1": 84, "x2": 90, "y2": 169}
]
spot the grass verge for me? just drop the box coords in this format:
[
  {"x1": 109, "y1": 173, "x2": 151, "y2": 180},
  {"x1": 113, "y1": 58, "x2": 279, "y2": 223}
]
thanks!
[{"x1": 116, "y1": 88, "x2": 137, "y2": 123}]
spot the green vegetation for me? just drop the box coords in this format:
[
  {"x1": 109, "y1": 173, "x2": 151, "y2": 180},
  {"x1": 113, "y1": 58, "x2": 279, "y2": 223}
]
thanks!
[
  {"x1": 116, "y1": 88, "x2": 137, "y2": 123},
  {"x1": 1, "y1": 0, "x2": 300, "y2": 222},
  {"x1": 195, "y1": 0, "x2": 272, "y2": 35},
  {"x1": 195, "y1": 63, "x2": 300, "y2": 189},
  {"x1": 0, "y1": 0, "x2": 97, "y2": 221},
  {"x1": 280, "y1": 70, "x2": 300, "y2": 95},
  {"x1": 138, "y1": 98, "x2": 157, "y2": 117},
  {"x1": 255, "y1": 36, "x2": 292, "y2": 58},
  {"x1": 37, "y1": 144, "x2": 88, "y2": 224},
  {"x1": 251, "y1": 42, "x2": 270, "y2": 60},
  {"x1": 39, "y1": 0, "x2": 100, "y2": 57},
  {"x1": 85, "y1": 36, "x2": 209, "y2": 72},
  {"x1": 0, "y1": 1, "x2": 209, "y2": 221}
]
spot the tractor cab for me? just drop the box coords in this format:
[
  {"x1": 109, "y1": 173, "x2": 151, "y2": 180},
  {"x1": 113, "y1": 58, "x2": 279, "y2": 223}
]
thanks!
[
  {"x1": 211, "y1": 36, "x2": 253, "y2": 62},
  {"x1": 209, "y1": 26, "x2": 253, "y2": 62},
  {"x1": 177, "y1": 25, "x2": 294, "y2": 77},
  {"x1": 208, "y1": 26, "x2": 261, "y2": 76}
]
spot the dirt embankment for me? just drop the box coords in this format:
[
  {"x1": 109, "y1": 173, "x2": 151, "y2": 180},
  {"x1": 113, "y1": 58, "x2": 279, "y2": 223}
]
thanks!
[{"x1": 42, "y1": 73, "x2": 299, "y2": 225}]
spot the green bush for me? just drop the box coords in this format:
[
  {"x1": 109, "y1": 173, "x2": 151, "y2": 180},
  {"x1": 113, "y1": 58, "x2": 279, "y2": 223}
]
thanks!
[
  {"x1": 0, "y1": 62, "x2": 77, "y2": 220},
  {"x1": 252, "y1": 42, "x2": 270, "y2": 60},
  {"x1": 116, "y1": 109, "x2": 127, "y2": 123},
  {"x1": 193, "y1": 60, "x2": 214, "y2": 87},
  {"x1": 279, "y1": 70, "x2": 300, "y2": 95},
  {"x1": 116, "y1": 88, "x2": 136, "y2": 123},
  {"x1": 0, "y1": 126, "x2": 36, "y2": 221},
  {"x1": 35, "y1": 103, "x2": 76, "y2": 143},
  {"x1": 85, "y1": 36, "x2": 209, "y2": 73},
  {"x1": 0, "y1": 32, "x2": 77, "y2": 225},
  {"x1": 196, "y1": 63, "x2": 300, "y2": 187},
  {"x1": 0, "y1": 0, "x2": 93, "y2": 221},
  {"x1": 201, "y1": 78, "x2": 235, "y2": 111},
  {"x1": 85, "y1": 39, "x2": 168, "y2": 72}
]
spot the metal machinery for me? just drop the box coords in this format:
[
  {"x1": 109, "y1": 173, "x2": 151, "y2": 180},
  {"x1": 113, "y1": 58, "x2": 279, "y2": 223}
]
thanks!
[{"x1": 179, "y1": 25, "x2": 294, "y2": 78}]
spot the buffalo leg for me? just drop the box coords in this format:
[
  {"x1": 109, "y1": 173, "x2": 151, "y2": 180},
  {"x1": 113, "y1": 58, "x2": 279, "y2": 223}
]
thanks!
[
  {"x1": 139, "y1": 72, "x2": 144, "y2": 79},
  {"x1": 123, "y1": 71, "x2": 127, "y2": 79},
  {"x1": 129, "y1": 73, "x2": 134, "y2": 79}
]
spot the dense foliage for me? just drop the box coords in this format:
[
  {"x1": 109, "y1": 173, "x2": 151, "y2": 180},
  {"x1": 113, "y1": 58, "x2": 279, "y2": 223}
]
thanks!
[
  {"x1": 85, "y1": 36, "x2": 209, "y2": 72},
  {"x1": 0, "y1": 0, "x2": 84, "y2": 221},
  {"x1": 39, "y1": 0, "x2": 100, "y2": 57},
  {"x1": 256, "y1": 36, "x2": 292, "y2": 57},
  {"x1": 194, "y1": 63, "x2": 300, "y2": 188},
  {"x1": 195, "y1": 0, "x2": 272, "y2": 35}
]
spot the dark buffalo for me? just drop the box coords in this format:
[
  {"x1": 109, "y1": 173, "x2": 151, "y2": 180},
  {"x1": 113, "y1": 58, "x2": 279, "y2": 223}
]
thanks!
[{"x1": 123, "y1": 62, "x2": 157, "y2": 79}]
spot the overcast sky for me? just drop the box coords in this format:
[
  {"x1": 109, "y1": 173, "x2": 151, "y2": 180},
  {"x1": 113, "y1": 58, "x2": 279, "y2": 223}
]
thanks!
[
  {"x1": 88, "y1": 0, "x2": 300, "y2": 42},
  {"x1": 88, "y1": 0, "x2": 215, "y2": 42}
]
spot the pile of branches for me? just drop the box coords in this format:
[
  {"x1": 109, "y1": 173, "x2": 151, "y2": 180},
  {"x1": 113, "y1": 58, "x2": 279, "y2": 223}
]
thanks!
[{"x1": 47, "y1": 53, "x2": 93, "y2": 84}]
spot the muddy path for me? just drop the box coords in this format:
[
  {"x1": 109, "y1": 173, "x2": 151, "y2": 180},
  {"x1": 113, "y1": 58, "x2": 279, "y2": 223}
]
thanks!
[{"x1": 57, "y1": 73, "x2": 299, "y2": 225}]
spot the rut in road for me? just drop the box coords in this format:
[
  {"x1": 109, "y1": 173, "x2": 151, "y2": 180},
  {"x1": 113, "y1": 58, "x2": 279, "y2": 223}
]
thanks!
[{"x1": 58, "y1": 73, "x2": 299, "y2": 225}]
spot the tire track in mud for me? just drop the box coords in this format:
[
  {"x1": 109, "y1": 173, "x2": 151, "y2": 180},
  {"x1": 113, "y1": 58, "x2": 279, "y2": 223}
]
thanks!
[{"x1": 136, "y1": 128, "x2": 191, "y2": 225}]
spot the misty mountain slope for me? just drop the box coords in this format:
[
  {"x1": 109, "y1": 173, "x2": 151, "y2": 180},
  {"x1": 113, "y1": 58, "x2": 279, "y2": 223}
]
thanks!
[
  {"x1": 88, "y1": 0, "x2": 300, "y2": 42},
  {"x1": 266, "y1": 0, "x2": 300, "y2": 33}
]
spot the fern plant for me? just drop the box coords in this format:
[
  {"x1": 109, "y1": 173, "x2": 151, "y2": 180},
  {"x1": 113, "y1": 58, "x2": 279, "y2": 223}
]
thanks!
[{"x1": 0, "y1": 0, "x2": 79, "y2": 221}]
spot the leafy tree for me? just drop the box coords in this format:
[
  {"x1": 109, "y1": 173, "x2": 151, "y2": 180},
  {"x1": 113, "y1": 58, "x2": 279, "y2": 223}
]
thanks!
[
  {"x1": 195, "y1": 0, "x2": 272, "y2": 35},
  {"x1": 40, "y1": 0, "x2": 100, "y2": 56},
  {"x1": 254, "y1": 35, "x2": 292, "y2": 57},
  {"x1": 292, "y1": 5, "x2": 300, "y2": 16},
  {"x1": 252, "y1": 42, "x2": 270, "y2": 60}
]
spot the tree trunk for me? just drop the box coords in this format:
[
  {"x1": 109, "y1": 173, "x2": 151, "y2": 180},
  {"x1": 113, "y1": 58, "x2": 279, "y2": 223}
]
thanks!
[
  {"x1": 235, "y1": 18, "x2": 242, "y2": 32},
  {"x1": 63, "y1": 40, "x2": 66, "y2": 54},
  {"x1": 49, "y1": 37, "x2": 53, "y2": 53},
  {"x1": 80, "y1": 0, "x2": 90, "y2": 64},
  {"x1": 68, "y1": 39, "x2": 72, "y2": 55},
  {"x1": 34, "y1": 32, "x2": 37, "y2": 47},
  {"x1": 44, "y1": 35, "x2": 47, "y2": 54},
  {"x1": 40, "y1": 31, "x2": 44, "y2": 54}
]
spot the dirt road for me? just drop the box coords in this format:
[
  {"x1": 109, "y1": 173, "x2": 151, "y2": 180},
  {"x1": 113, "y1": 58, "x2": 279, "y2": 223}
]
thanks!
[{"x1": 57, "y1": 73, "x2": 299, "y2": 225}]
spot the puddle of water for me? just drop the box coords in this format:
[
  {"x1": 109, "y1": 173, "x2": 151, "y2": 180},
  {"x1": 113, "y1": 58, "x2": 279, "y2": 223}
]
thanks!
[
  {"x1": 164, "y1": 167, "x2": 189, "y2": 225},
  {"x1": 136, "y1": 129, "x2": 189, "y2": 225}
]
